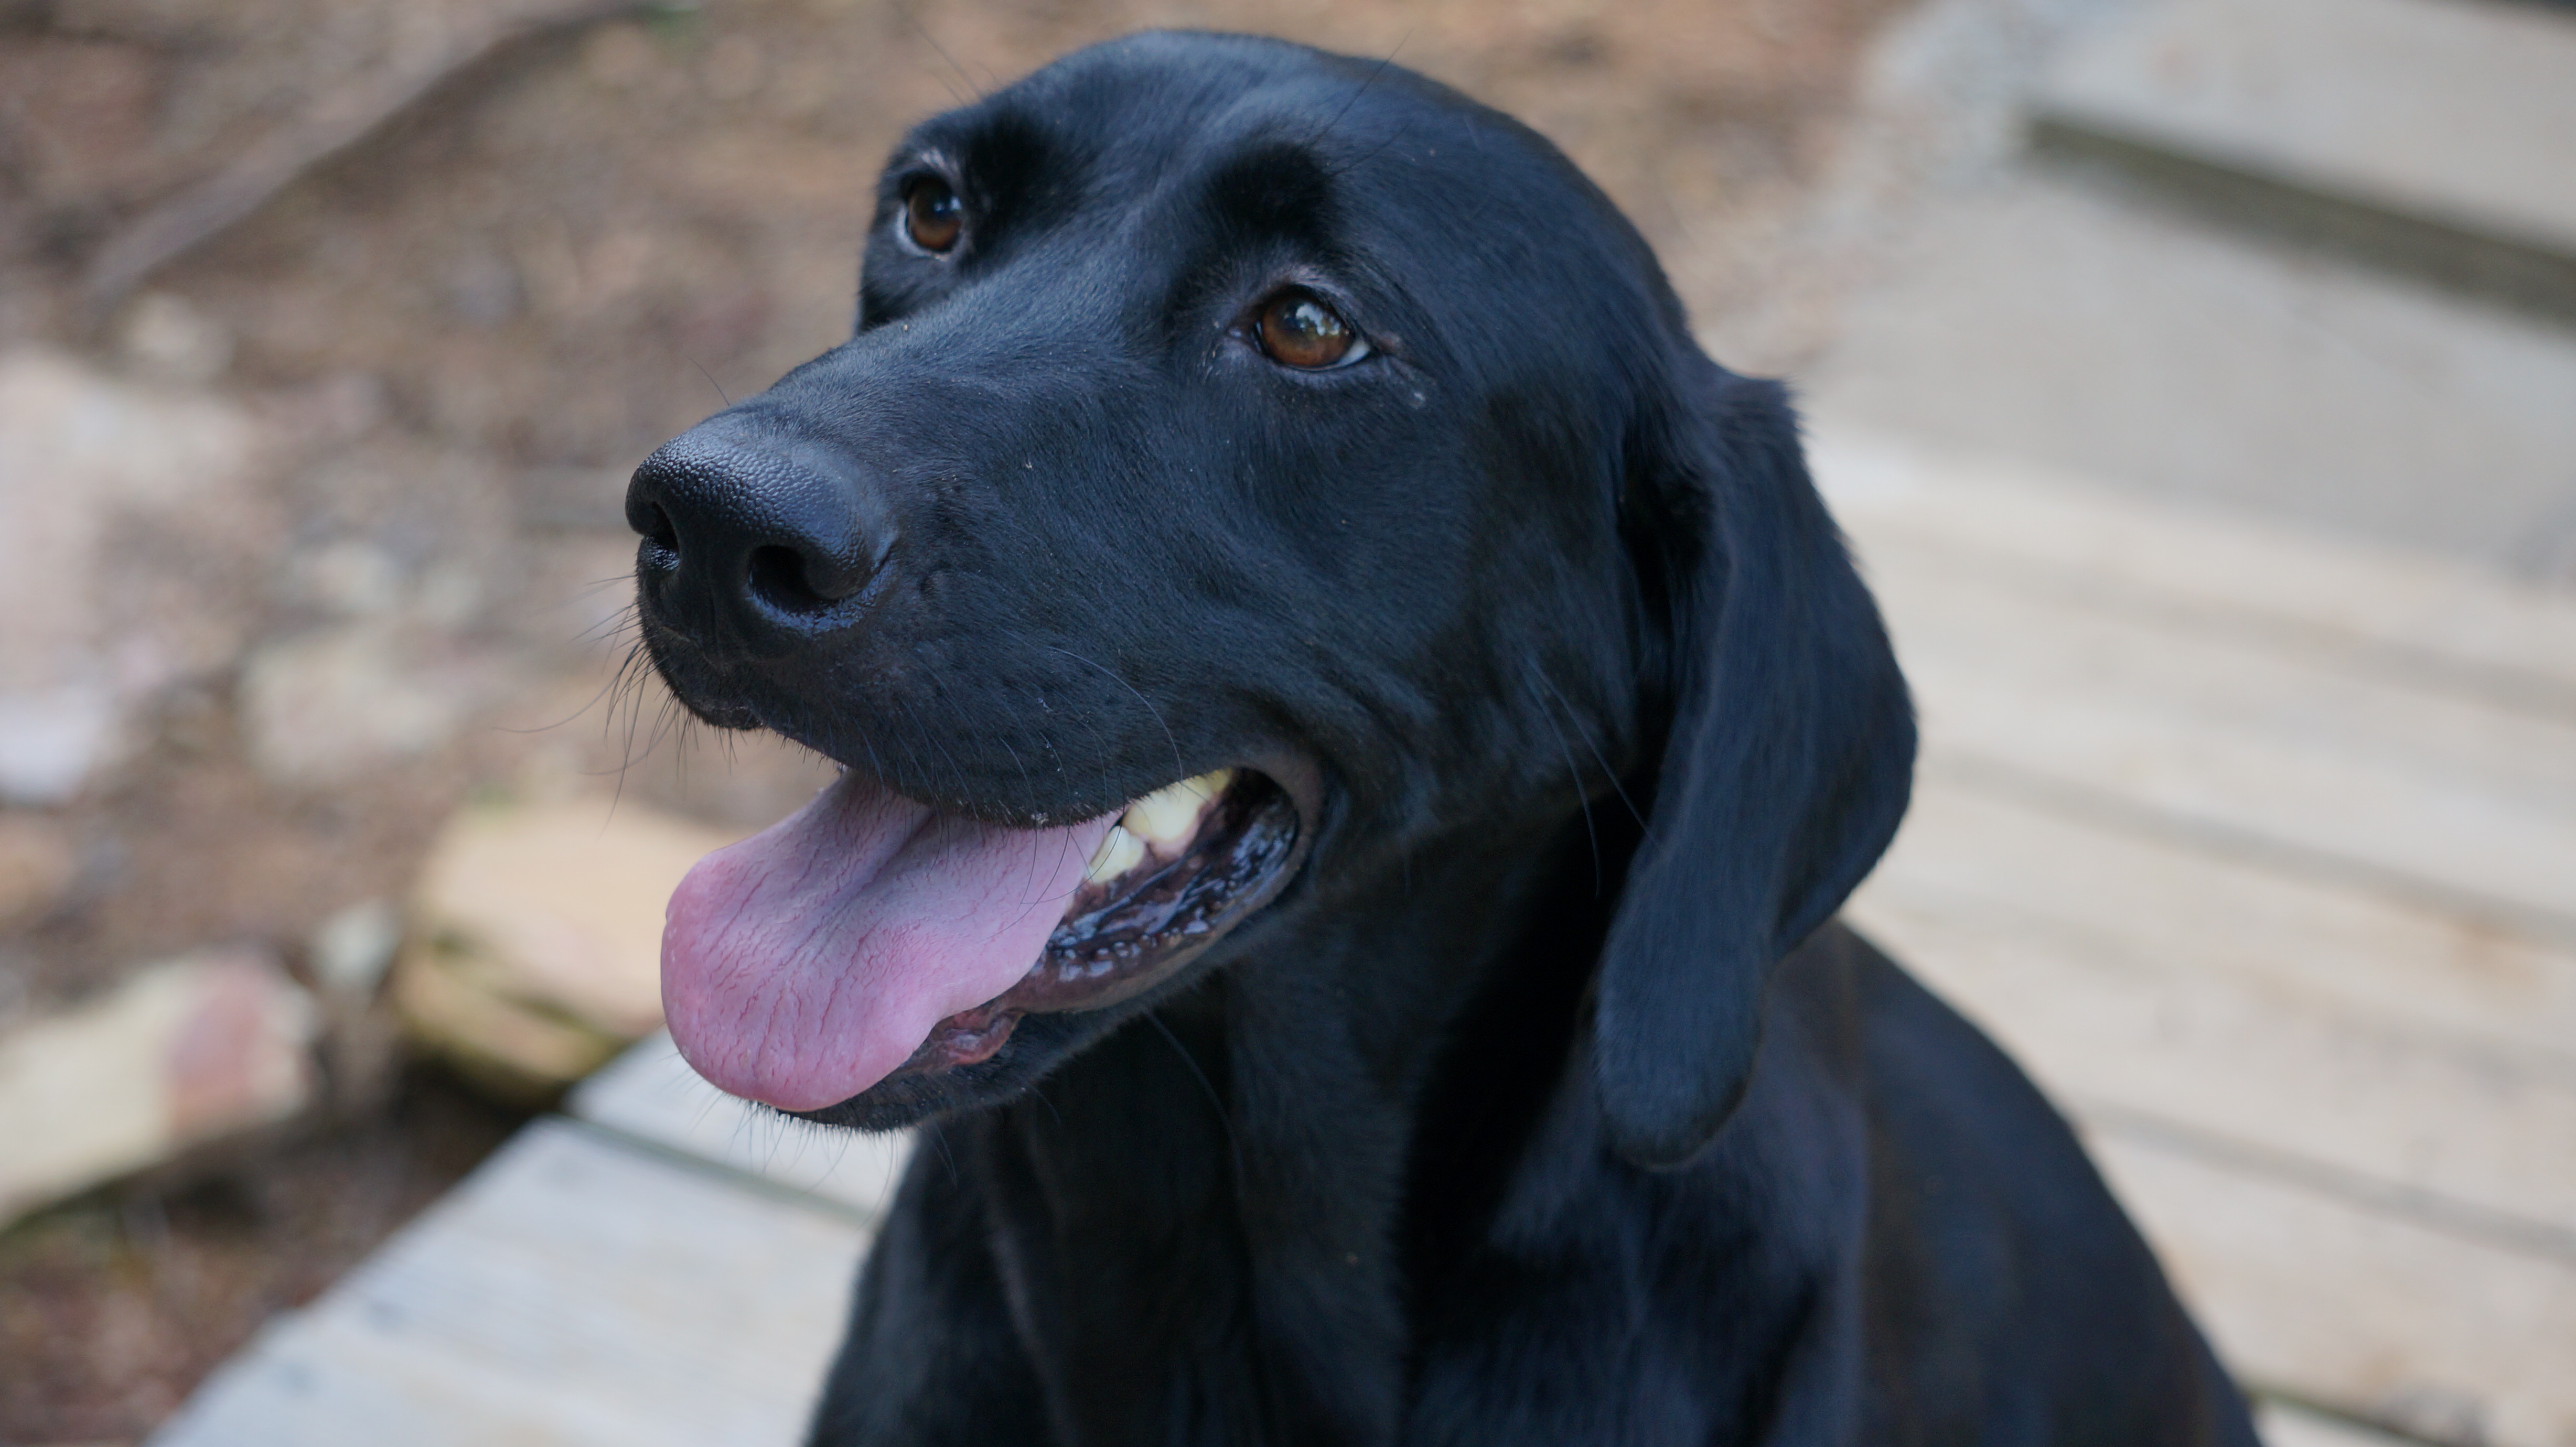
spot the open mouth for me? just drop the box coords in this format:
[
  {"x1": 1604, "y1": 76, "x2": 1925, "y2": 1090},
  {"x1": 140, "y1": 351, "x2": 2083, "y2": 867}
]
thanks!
[
  {"x1": 898, "y1": 769, "x2": 1298, "y2": 1076},
  {"x1": 660, "y1": 760, "x2": 1301, "y2": 1112}
]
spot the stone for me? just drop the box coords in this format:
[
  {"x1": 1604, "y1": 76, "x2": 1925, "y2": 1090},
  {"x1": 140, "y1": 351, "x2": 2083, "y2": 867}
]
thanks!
[
  {"x1": 393, "y1": 795, "x2": 739, "y2": 1095},
  {"x1": 0, "y1": 348, "x2": 264, "y2": 804},
  {"x1": 0, "y1": 946, "x2": 318, "y2": 1228},
  {"x1": 0, "y1": 814, "x2": 79, "y2": 931},
  {"x1": 307, "y1": 897, "x2": 409, "y2": 1113},
  {"x1": 0, "y1": 684, "x2": 118, "y2": 810},
  {"x1": 236, "y1": 622, "x2": 497, "y2": 788},
  {"x1": 283, "y1": 538, "x2": 410, "y2": 620},
  {"x1": 116, "y1": 291, "x2": 234, "y2": 384},
  {"x1": 308, "y1": 898, "x2": 403, "y2": 1000}
]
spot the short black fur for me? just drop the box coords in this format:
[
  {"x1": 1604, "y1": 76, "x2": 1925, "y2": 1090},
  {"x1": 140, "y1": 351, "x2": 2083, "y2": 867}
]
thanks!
[{"x1": 624, "y1": 31, "x2": 2260, "y2": 1446}]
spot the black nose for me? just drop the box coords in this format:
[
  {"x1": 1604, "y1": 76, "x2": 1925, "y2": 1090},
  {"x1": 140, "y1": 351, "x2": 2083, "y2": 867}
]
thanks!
[{"x1": 626, "y1": 427, "x2": 892, "y2": 629}]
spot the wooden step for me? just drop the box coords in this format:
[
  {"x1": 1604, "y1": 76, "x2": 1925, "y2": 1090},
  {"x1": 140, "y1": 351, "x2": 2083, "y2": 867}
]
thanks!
[
  {"x1": 1822, "y1": 429, "x2": 2576, "y2": 1445},
  {"x1": 147, "y1": 1120, "x2": 868, "y2": 1446},
  {"x1": 1791, "y1": 183, "x2": 2576, "y2": 578},
  {"x1": 2100, "y1": 1129, "x2": 2576, "y2": 1447},
  {"x1": 2028, "y1": 0, "x2": 2576, "y2": 323},
  {"x1": 2259, "y1": 1400, "x2": 2438, "y2": 1447},
  {"x1": 1856, "y1": 778, "x2": 2576, "y2": 1246},
  {"x1": 1861, "y1": 778, "x2": 2576, "y2": 1068},
  {"x1": 1820, "y1": 433, "x2": 2576, "y2": 943},
  {"x1": 1809, "y1": 431, "x2": 2576, "y2": 718}
]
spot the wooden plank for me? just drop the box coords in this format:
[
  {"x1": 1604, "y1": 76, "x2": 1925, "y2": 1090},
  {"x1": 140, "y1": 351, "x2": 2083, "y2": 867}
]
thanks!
[
  {"x1": 1864, "y1": 541, "x2": 2576, "y2": 815},
  {"x1": 1851, "y1": 849, "x2": 2576, "y2": 1243},
  {"x1": 2258, "y1": 1400, "x2": 2433, "y2": 1447},
  {"x1": 2029, "y1": 0, "x2": 2576, "y2": 261},
  {"x1": 147, "y1": 1120, "x2": 866, "y2": 1447},
  {"x1": 1837, "y1": 515, "x2": 2576, "y2": 934},
  {"x1": 2092, "y1": 1128, "x2": 2576, "y2": 1447},
  {"x1": 1816, "y1": 437, "x2": 2576, "y2": 1438},
  {"x1": 568, "y1": 1033, "x2": 913, "y2": 1219},
  {"x1": 1857, "y1": 777, "x2": 2576, "y2": 1067},
  {"x1": 1810, "y1": 432, "x2": 2576, "y2": 715}
]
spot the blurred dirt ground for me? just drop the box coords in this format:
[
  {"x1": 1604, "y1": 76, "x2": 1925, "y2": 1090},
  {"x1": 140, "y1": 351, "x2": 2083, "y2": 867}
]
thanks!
[
  {"x1": 0, "y1": 0, "x2": 1904, "y2": 1437},
  {"x1": 0, "y1": 1063, "x2": 524, "y2": 1439}
]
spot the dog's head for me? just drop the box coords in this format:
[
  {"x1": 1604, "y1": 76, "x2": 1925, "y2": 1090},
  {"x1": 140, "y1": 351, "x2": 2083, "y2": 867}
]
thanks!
[{"x1": 628, "y1": 33, "x2": 1912, "y2": 1168}]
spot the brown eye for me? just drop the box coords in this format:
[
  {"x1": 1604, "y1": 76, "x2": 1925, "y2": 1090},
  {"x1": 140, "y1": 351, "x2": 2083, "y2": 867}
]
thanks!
[
  {"x1": 1255, "y1": 291, "x2": 1358, "y2": 369},
  {"x1": 905, "y1": 178, "x2": 962, "y2": 253}
]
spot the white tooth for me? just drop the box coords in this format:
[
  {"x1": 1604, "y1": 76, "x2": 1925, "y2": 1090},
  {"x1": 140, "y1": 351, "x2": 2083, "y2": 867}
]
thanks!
[
  {"x1": 1122, "y1": 769, "x2": 1233, "y2": 849},
  {"x1": 1084, "y1": 825, "x2": 1145, "y2": 882}
]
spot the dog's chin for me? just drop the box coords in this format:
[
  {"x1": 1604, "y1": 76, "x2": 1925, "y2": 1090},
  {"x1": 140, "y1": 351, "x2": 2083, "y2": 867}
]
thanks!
[{"x1": 782, "y1": 1007, "x2": 1176, "y2": 1130}]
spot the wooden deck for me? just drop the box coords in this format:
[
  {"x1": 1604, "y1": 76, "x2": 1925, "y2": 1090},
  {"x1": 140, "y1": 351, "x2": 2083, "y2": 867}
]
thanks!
[
  {"x1": 1813, "y1": 435, "x2": 2576, "y2": 1447},
  {"x1": 149, "y1": 431, "x2": 2576, "y2": 1447},
  {"x1": 149, "y1": 1044, "x2": 908, "y2": 1446}
]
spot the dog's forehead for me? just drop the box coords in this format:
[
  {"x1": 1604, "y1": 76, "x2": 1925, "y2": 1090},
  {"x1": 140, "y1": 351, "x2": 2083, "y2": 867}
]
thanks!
[
  {"x1": 863, "y1": 31, "x2": 1680, "y2": 385},
  {"x1": 899, "y1": 34, "x2": 1574, "y2": 230}
]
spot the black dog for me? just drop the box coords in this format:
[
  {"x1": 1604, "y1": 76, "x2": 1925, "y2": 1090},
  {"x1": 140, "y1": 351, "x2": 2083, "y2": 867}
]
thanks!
[{"x1": 625, "y1": 31, "x2": 2258, "y2": 1446}]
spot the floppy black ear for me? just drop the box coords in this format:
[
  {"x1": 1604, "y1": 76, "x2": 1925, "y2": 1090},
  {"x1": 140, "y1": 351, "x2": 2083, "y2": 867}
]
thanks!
[{"x1": 1593, "y1": 359, "x2": 1915, "y2": 1170}]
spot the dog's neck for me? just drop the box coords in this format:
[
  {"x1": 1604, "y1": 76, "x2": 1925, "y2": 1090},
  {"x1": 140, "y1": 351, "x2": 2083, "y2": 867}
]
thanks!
[{"x1": 956, "y1": 807, "x2": 1677, "y2": 1443}]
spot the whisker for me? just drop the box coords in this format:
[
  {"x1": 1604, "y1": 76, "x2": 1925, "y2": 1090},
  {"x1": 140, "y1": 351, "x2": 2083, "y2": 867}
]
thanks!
[
  {"x1": 571, "y1": 607, "x2": 640, "y2": 647},
  {"x1": 1326, "y1": 113, "x2": 1420, "y2": 181},
  {"x1": 1524, "y1": 664, "x2": 1603, "y2": 896},
  {"x1": 1046, "y1": 644, "x2": 1183, "y2": 786},
  {"x1": 1144, "y1": 1009, "x2": 1244, "y2": 1190},
  {"x1": 924, "y1": 1119, "x2": 959, "y2": 1188},
  {"x1": 886, "y1": 700, "x2": 936, "y2": 801},
  {"x1": 895, "y1": 0, "x2": 982, "y2": 104},
  {"x1": 986, "y1": 631, "x2": 1129, "y2": 813},
  {"x1": 1023, "y1": 1082, "x2": 1066, "y2": 1130},
  {"x1": 689, "y1": 355, "x2": 732, "y2": 407},
  {"x1": 897, "y1": 693, "x2": 976, "y2": 811},
  {"x1": 1527, "y1": 656, "x2": 1645, "y2": 829},
  {"x1": 1304, "y1": 34, "x2": 1411, "y2": 150}
]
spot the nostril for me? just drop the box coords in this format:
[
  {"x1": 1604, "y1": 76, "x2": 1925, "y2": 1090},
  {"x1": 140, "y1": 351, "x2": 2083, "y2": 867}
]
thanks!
[
  {"x1": 747, "y1": 544, "x2": 835, "y2": 614},
  {"x1": 634, "y1": 504, "x2": 683, "y2": 577},
  {"x1": 642, "y1": 502, "x2": 680, "y2": 553}
]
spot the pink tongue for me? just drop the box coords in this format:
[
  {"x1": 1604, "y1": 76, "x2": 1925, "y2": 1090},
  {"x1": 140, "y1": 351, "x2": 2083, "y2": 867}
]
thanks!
[{"x1": 662, "y1": 771, "x2": 1116, "y2": 1110}]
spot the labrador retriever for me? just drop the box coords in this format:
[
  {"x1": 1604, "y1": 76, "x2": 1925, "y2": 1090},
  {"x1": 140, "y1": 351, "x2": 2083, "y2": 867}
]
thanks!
[{"x1": 624, "y1": 31, "x2": 2260, "y2": 1446}]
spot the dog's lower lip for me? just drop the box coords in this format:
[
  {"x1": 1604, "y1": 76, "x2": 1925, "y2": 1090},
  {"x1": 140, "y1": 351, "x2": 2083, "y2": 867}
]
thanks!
[{"x1": 891, "y1": 769, "x2": 1301, "y2": 1077}]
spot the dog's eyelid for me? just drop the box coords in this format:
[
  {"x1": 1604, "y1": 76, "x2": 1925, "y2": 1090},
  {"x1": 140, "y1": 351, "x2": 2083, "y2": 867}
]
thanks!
[{"x1": 887, "y1": 159, "x2": 956, "y2": 197}]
